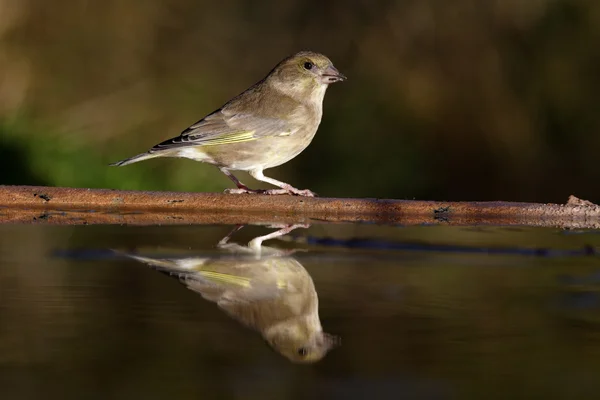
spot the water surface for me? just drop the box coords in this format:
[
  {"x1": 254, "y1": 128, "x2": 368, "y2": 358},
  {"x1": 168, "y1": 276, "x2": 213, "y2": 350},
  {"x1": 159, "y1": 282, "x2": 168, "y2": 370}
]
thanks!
[{"x1": 1, "y1": 223, "x2": 600, "y2": 399}]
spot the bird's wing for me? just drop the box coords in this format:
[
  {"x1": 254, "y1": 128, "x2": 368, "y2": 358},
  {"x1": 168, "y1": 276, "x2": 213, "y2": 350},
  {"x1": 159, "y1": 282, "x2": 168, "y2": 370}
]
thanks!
[
  {"x1": 150, "y1": 109, "x2": 293, "y2": 151},
  {"x1": 195, "y1": 270, "x2": 252, "y2": 288},
  {"x1": 185, "y1": 270, "x2": 284, "y2": 305}
]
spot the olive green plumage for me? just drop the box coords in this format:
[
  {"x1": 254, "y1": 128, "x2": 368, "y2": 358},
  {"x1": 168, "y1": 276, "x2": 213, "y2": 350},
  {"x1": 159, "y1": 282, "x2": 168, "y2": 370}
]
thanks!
[{"x1": 111, "y1": 51, "x2": 346, "y2": 196}]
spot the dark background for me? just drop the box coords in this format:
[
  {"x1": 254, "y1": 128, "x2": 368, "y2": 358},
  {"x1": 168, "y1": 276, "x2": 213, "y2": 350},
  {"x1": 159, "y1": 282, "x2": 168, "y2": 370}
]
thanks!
[{"x1": 1, "y1": 0, "x2": 598, "y2": 202}]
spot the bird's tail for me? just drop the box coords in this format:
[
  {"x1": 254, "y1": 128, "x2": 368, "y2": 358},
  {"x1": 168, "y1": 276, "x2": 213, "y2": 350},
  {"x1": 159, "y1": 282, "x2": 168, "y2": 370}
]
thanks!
[
  {"x1": 113, "y1": 250, "x2": 208, "y2": 277},
  {"x1": 109, "y1": 152, "x2": 159, "y2": 167}
]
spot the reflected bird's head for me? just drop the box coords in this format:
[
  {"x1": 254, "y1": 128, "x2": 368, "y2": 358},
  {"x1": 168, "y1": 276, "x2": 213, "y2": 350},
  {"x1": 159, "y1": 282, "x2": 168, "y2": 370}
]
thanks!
[{"x1": 266, "y1": 321, "x2": 341, "y2": 363}]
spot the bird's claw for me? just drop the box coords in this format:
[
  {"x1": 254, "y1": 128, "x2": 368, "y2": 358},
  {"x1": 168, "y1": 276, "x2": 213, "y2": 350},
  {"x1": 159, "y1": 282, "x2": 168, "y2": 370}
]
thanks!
[
  {"x1": 289, "y1": 189, "x2": 317, "y2": 197},
  {"x1": 224, "y1": 188, "x2": 317, "y2": 197},
  {"x1": 224, "y1": 188, "x2": 260, "y2": 195},
  {"x1": 261, "y1": 188, "x2": 317, "y2": 197}
]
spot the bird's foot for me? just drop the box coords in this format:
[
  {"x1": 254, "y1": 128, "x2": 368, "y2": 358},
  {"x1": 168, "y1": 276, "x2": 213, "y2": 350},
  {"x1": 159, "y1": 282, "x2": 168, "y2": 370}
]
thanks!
[
  {"x1": 261, "y1": 188, "x2": 294, "y2": 196},
  {"x1": 224, "y1": 188, "x2": 262, "y2": 195},
  {"x1": 224, "y1": 188, "x2": 317, "y2": 197},
  {"x1": 265, "y1": 223, "x2": 310, "y2": 229},
  {"x1": 261, "y1": 188, "x2": 317, "y2": 197},
  {"x1": 247, "y1": 223, "x2": 310, "y2": 252},
  {"x1": 289, "y1": 188, "x2": 317, "y2": 197}
]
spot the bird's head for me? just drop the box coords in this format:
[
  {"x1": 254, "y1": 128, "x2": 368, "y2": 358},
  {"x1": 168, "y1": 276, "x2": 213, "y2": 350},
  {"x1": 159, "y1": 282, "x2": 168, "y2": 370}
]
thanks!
[
  {"x1": 267, "y1": 51, "x2": 346, "y2": 102},
  {"x1": 264, "y1": 316, "x2": 340, "y2": 363}
]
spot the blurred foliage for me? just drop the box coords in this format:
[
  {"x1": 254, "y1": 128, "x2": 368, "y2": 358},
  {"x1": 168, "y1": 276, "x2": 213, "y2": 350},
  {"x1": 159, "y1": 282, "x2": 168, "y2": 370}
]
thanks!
[{"x1": 0, "y1": 0, "x2": 599, "y2": 201}]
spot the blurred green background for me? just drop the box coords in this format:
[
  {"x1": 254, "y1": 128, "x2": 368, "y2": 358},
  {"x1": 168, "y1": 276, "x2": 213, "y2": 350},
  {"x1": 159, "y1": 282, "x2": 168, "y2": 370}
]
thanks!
[{"x1": 0, "y1": 0, "x2": 599, "y2": 202}]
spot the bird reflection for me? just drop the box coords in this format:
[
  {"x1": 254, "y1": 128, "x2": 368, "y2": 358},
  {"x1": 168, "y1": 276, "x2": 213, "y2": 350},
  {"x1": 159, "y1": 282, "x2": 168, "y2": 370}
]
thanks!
[{"x1": 118, "y1": 224, "x2": 339, "y2": 363}]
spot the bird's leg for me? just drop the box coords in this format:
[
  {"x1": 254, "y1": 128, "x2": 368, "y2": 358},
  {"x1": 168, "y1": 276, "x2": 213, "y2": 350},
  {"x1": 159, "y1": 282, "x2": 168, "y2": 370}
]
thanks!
[
  {"x1": 220, "y1": 167, "x2": 261, "y2": 194},
  {"x1": 249, "y1": 169, "x2": 317, "y2": 197},
  {"x1": 216, "y1": 223, "x2": 309, "y2": 255},
  {"x1": 216, "y1": 225, "x2": 258, "y2": 253},
  {"x1": 216, "y1": 224, "x2": 245, "y2": 247},
  {"x1": 248, "y1": 224, "x2": 310, "y2": 252}
]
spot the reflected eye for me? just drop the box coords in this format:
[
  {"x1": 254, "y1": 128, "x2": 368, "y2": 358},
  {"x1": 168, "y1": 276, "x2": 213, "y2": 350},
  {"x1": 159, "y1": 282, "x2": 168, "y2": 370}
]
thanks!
[
  {"x1": 297, "y1": 347, "x2": 308, "y2": 356},
  {"x1": 303, "y1": 61, "x2": 314, "y2": 70}
]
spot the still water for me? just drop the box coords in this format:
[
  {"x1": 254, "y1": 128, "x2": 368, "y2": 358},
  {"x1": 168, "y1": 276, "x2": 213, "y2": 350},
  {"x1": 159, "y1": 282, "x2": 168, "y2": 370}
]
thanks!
[{"x1": 1, "y1": 222, "x2": 600, "y2": 399}]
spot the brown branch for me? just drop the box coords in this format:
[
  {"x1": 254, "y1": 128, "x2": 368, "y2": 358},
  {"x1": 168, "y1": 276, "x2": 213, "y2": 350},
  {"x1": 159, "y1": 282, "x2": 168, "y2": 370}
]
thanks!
[{"x1": 0, "y1": 185, "x2": 598, "y2": 228}]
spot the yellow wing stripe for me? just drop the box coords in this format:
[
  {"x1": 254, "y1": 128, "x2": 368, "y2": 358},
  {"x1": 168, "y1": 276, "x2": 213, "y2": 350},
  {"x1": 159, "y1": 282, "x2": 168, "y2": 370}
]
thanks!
[
  {"x1": 198, "y1": 270, "x2": 252, "y2": 287},
  {"x1": 198, "y1": 131, "x2": 257, "y2": 146},
  {"x1": 276, "y1": 279, "x2": 288, "y2": 289}
]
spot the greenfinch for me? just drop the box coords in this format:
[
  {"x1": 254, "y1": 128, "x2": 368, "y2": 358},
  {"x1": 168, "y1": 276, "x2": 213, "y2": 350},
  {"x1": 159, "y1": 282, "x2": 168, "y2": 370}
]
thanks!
[
  {"x1": 118, "y1": 225, "x2": 339, "y2": 363},
  {"x1": 111, "y1": 51, "x2": 346, "y2": 197}
]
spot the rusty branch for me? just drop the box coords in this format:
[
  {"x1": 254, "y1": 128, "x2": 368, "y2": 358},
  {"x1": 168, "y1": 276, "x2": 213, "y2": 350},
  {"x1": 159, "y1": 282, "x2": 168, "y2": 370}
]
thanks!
[{"x1": 0, "y1": 185, "x2": 598, "y2": 228}]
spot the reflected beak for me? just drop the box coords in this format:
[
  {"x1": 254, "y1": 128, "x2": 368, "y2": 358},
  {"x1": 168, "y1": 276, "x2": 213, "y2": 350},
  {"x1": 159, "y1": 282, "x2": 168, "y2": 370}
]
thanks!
[
  {"x1": 323, "y1": 332, "x2": 342, "y2": 349},
  {"x1": 320, "y1": 65, "x2": 347, "y2": 84}
]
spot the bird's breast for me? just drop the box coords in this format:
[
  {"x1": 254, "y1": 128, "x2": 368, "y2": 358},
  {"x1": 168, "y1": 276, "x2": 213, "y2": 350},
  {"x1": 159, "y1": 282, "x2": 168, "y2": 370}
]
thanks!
[
  {"x1": 222, "y1": 125, "x2": 319, "y2": 170},
  {"x1": 193, "y1": 101, "x2": 323, "y2": 171}
]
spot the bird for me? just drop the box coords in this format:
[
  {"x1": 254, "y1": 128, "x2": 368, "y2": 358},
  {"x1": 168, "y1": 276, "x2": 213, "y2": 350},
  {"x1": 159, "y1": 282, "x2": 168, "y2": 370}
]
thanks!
[
  {"x1": 110, "y1": 51, "x2": 346, "y2": 197},
  {"x1": 116, "y1": 224, "x2": 339, "y2": 363}
]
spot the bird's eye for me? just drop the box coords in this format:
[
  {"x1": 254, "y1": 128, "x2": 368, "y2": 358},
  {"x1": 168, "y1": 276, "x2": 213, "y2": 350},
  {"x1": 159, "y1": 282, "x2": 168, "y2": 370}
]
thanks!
[
  {"x1": 303, "y1": 61, "x2": 314, "y2": 70},
  {"x1": 297, "y1": 347, "x2": 308, "y2": 357}
]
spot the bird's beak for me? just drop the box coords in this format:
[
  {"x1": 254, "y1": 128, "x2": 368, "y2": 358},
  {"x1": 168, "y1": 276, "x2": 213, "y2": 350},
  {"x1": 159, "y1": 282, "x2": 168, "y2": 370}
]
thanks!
[
  {"x1": 320, "y1": 65, "x2": 347, "y2": 84},
  {"x1": 322, "y1": 332, "x2": 342, "y2": 349}
]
